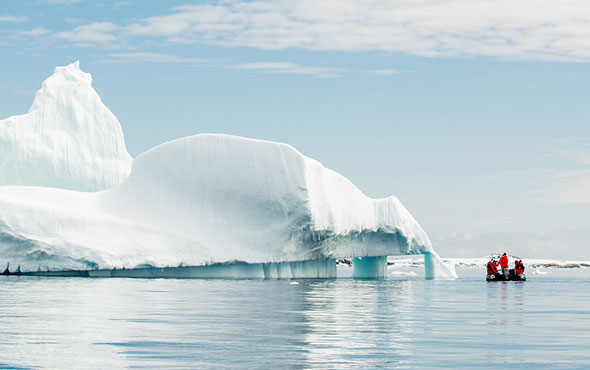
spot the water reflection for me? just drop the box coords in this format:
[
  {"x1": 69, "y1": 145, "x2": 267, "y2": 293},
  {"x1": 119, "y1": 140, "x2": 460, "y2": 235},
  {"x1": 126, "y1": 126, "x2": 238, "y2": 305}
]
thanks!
[
  {"x1": 0, "y1": 275, "x2": 588, "y2": 369},
  {"x1": 300, "y1": 280, "x2": 411, "y2": 368},
  {"x1": 485, "y1": 280, "x2": 527, "y2": 363},
  {"x1": 486, "y1": 282, "x2": 526, "y2": 326}
]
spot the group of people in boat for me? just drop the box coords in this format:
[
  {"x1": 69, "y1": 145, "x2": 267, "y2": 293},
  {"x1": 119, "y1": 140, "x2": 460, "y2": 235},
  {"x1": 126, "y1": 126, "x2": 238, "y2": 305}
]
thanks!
[{"x1": 486, "y1": 253, "x2": 526, "y2": 281}]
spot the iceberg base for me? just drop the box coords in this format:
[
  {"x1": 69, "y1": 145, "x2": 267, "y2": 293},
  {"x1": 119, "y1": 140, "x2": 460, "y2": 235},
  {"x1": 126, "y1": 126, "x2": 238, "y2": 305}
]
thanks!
[{"x1": 19, "y1": 259, "x2": 337, "y2": 279}]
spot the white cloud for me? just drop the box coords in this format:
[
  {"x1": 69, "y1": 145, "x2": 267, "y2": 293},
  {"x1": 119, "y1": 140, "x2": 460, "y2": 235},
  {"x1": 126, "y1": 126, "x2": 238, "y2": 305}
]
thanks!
[
  {"x1": 367, "y1": 69, "x2": 400, "y2": 75},
  {"x1": 433, "y1": 228, "x2": 590, "y2": 259},
  {"x1": 42, "y1": 0, "x2": 83, "y2": 4},
  {"x1": 535, "y1": 171, "x2": 590, "y2": 205},
  {"x1": 475, "y1": 168, "x2": 590, "y2": 205},
  {"x1": 98, "y1": 55, "x2": 342, "y2": 77},
  {"x1": 20, "y1": 27, "x2": 51, "y2": 37},
  {"x1": 470, "y1": 138, "x2": 590, "y2": 206},
  {"x1": 64, "y1": 17, "x2": 87, "y2": 24},
  {"x1": 546, "y1": 138, "x2": 590, "y2": 165},
  {"x1": 121, "y1": 0, "x2": 590, "y2": 62},
  {"x1": 113, "y1": 1, "x2": 134, "y2": 9},
  {"x1": 55, "y1": 22, "x2": 119, "y2": 44},
  {"x1": 0, "y1": 15, "x2": 29, "y2": 23},
  {"x1": 231, "y1": 62, "x2": 345, "y2": 77},
  {"x1": 98, "y1": 52, "x2": 206, "y2": 64},
  {"x1": 367, "y1": 69, "x2": 417, "y2": 75},
  {"x1": 47, "y1": 1, "x2": 590, "y2": 62},
  {"x1": 532, "y1": 139, "x2": 590, "y2": 204}
]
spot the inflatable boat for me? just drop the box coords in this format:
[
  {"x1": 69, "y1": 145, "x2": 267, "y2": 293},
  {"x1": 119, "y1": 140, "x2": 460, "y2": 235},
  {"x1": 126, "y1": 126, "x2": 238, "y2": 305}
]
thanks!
[{"x1": 486, "y1": 270, "x2": 526, "y2": 281}]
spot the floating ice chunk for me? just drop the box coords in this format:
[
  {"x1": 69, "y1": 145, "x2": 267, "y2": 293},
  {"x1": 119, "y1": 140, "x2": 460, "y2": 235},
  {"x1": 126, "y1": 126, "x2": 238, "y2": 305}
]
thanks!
[
  {"x1": 389, "y1": 270, "x2": 418, "y2": 276},
  {"x1": 532, "y1": 267, "x2": 552, "y2": 275}
]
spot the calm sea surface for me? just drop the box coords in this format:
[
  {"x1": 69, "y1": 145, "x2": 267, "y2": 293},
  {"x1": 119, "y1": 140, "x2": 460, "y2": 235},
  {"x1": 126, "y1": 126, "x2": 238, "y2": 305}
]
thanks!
[{"x1": 1, "y1": 267, "x2": 589, "y2": 369}]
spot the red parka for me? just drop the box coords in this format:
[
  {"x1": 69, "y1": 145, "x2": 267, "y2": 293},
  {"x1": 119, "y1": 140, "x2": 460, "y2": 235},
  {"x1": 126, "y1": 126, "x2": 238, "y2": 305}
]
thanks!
[
  {"x1": 487, "y1": 261, "x2": 499, "y2": 275},
  {"x1": 515, "y1": 260, "x2": 525, "y2": 274},
  {"x1": 499, "y1": 255, "x2": 509, "y2": 269}
]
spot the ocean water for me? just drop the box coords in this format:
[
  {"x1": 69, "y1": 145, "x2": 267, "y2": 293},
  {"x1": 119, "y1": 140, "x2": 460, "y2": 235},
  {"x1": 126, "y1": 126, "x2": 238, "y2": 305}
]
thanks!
[{"x1": 1, "y1": 266, "x2": 589, "y2": 369}]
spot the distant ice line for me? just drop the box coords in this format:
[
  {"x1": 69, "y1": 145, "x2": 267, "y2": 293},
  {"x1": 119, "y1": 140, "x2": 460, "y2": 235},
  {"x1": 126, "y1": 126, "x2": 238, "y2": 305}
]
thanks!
[
  {"x1": 390, "y1": 256, "x2": 590, "y2": 269},
  {"x1": 0, "y1": 62, "x2": 456, "y2": 279}
]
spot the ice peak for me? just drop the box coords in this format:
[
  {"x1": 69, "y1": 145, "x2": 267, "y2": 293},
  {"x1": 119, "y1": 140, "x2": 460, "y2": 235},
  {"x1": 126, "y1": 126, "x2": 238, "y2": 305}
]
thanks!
[
  {"x1": 29, "y1": 61, "x2": 94, "y2": 114},
  {"x1": 0, "y1": 61, "x2": 132, "y2": 191},
  {"x1": 53, "y1": 61, "x2": 91, "y2": 83}
]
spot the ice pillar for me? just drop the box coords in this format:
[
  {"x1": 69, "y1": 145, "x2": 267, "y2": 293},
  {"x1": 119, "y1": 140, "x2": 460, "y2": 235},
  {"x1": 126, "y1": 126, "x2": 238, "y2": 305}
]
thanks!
[
  {"x1": 352, "y1": 256, "x2": 387, "y2": 279},
  {"x1": 424, "y1": 252, "x2": 457, "y2": 279}
]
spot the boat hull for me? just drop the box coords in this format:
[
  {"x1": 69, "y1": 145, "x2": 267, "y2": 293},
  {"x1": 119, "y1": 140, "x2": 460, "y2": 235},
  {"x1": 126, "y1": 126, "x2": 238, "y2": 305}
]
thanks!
[{"x1": 486, "y1": 273, "x2": 526, "y2": 281}]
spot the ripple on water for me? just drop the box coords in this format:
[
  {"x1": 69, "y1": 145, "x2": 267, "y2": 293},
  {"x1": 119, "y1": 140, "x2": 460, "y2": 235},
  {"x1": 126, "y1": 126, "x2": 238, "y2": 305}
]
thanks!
[{"x1": 0, "y1": 274, "x2": 590, "y2": 369}]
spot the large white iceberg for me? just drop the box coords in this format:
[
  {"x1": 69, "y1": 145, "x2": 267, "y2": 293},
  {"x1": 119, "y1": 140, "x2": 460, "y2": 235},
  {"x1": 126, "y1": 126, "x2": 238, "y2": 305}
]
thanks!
[
  {"x1": 0, "y1": 63, "x2": 455, "y2": 279},
  {"x1": 0, "y1": 62, "x2": 132, "y2": 191}
]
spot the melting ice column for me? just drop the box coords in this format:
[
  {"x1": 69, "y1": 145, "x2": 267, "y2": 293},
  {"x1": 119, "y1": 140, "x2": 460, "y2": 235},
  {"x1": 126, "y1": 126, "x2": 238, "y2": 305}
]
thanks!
[
  {"x1": 352, "y1": 256, "x2": 388, "y2": 278},
  {"x1": 344, "y1": 196, "x2": 457, "y2": 279},
  {"x1": 352, "y1": 253, "x2": 456, "y2": 279}
]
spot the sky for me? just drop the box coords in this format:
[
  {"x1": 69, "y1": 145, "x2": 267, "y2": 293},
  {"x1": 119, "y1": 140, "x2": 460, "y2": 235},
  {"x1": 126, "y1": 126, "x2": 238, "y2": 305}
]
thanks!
[{"x1": 1, "y1": 0, "x2": 589, "y2": 259}]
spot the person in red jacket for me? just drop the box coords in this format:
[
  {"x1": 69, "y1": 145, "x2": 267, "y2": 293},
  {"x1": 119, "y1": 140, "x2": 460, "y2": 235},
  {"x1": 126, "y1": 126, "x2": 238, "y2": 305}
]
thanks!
[
  {"x1": 498, "y1": 253, "x2": 509, "y2": 279},
  {"x1": 487, "y1": 259, "x2": 500, "y2": 277},
  {"x1": 515, "y1": 260, "x2": 525, "y2": 275}
]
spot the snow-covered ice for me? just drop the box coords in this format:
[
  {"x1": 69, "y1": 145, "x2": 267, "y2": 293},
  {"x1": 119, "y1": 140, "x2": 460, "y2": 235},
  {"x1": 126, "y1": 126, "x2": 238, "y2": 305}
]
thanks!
[
  {"x1": 0, "y1": 62, "x2": 456, "y2": 279},
  {"x1": 0, "y1": 62, "x2": 132, "y2": 191}
]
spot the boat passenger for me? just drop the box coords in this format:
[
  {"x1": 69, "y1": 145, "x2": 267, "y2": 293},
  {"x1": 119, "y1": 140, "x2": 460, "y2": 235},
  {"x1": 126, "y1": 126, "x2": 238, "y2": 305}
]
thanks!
[
  {"x1": 499, "y1": 253, "x2": 509, "y2": 279},
  {"x1": 515, "y1": 260, "x2": 525, "y2": 275},
  {"x1": 487, "y1": 259, "x2": 500, "y2": 278}
]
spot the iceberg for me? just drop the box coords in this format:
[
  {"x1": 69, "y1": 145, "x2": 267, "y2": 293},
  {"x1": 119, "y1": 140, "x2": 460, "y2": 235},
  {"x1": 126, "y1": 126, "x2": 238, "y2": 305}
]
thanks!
[
  {"x1": 0, "y1": 63, "x2": 456, "y2": 279},
  {"x1": 0, "y1": 62, "x2": 132, "y2": 191}
]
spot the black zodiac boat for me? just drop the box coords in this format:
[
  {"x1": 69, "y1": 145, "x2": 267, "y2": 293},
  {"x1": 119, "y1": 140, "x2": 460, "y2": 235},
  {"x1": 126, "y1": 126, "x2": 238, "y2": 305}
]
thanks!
[{"x1": 486, "y1": 269, "x2": 526, "y2": 281}]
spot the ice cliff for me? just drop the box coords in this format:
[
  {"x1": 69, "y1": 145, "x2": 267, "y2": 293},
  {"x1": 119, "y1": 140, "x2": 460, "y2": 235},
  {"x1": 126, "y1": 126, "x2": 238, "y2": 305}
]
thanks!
[
  {"x1": 0, "y1": 61, "x2": 132, "y2": 191},
  {"x1": 0, "y1": 63, "x2": 456, "y2": 279}
]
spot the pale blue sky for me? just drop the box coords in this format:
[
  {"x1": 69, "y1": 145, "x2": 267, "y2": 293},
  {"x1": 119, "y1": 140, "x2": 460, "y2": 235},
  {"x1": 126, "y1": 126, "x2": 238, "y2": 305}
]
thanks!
[{"x1": 1, "y1": 0, "x2": 589, "y2": 258}]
